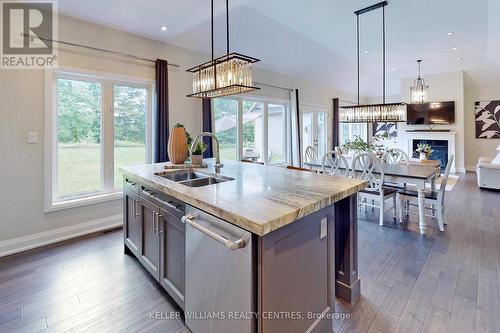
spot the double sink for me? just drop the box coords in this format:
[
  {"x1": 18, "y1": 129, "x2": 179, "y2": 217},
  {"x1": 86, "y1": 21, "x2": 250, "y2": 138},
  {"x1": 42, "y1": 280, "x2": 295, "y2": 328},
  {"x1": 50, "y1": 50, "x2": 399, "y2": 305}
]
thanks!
[{"x1": 155, "y1": 170, "x2": 234, "y2": 187}]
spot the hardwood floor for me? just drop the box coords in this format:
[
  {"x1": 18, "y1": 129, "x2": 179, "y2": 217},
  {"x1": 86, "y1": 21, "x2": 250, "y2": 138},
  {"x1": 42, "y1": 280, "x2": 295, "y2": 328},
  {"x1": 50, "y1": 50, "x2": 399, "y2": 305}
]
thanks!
[{"x1": 0, "y1": 173, "x2": 498, "y2": 332}]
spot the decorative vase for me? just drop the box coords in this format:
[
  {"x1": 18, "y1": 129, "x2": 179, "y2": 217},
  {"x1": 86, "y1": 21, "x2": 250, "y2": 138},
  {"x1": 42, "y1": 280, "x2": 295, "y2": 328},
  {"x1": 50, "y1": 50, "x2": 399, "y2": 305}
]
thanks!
[
  {"x1": 191, "y1": 154, "x2": 203, "y2": 165},
  {"x1": 419, "y1": 152, "x2": 428, "y2": 161},
  {"x1": 167, "y1": 127, "x2": 188, "y2": 164}
]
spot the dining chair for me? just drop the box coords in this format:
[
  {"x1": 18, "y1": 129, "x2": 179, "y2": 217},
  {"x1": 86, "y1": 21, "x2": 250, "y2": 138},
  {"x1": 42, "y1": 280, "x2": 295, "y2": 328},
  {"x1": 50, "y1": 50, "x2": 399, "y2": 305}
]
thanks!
[
  {"x1": 397, "y1": 155, "x2": 454, "y2": 232},
  {"x1": 382, "y1": 148, "x2": 410, "y2": 192},
  {"x1": 352, "y1": 152, "x2": 397, "y2": 226},
  {"x1": 321, "y1": 151, "x2": 350, "y2": 177},
  {"x1": 382, "y1": 148, "x2": 409, "y2": 165},
  {"x1": 304, "y1": 146, "x2": 318, "y2": 169},
  {"x1": 241, "y1": 159, "x2": 264, "y2": 165},
  {"x1": 287, "y1": 165, "x2": 313, "y2": 172}
]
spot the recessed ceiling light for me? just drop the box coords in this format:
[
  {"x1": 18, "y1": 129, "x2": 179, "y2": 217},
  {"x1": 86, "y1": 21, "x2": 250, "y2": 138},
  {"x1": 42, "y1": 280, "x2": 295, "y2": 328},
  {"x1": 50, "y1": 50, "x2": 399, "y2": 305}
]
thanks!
[
  {"x1": 391, "y1": 68, "x2": 396, "y2": 71},
  {"x1": 364, "y1": 50, "x2": 369, "y2": 54},
  {"x1": 456, "y1": 57, "x2": 462, "y2": 61},
  {"x1": 447, "y1": 31, "x2": 454, "y2": 36},
  {"x1": 452, "y1": 46, "x2": 457, "y2": 50},
  {"x1": 160, "y1": 26, "x2": 168, "y2": 31}
]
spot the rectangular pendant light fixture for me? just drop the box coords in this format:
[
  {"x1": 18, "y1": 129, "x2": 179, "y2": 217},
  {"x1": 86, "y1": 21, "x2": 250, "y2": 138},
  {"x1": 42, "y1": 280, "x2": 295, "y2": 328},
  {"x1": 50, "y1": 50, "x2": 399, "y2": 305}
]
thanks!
[
  {"x1": 186, "y1": 0, "x2": 260, "y2": 99},
  {"x1": 339, "y1": 102, "x2": 407, "y2": 123},
  {"x1": 187, "y1": 53, "x2": 260, "y2": 98},
  {"x1": 339, "y1": 1, "x2": 407, "y2": 123}
]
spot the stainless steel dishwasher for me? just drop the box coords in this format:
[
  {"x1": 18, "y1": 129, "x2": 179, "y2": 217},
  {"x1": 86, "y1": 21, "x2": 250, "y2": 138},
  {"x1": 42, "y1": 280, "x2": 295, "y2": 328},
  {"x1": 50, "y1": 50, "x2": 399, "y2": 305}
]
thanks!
[{"x1": 182, "y1": 205, "x2": 254, "y2": 333}]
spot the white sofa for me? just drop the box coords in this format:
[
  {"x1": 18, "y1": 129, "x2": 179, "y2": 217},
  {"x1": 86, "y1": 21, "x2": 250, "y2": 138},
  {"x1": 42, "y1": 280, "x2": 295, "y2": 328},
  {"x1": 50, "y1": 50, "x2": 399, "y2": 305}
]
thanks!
[{"x1": 476, "y1": 157, "x2": 500, "y2": 190}]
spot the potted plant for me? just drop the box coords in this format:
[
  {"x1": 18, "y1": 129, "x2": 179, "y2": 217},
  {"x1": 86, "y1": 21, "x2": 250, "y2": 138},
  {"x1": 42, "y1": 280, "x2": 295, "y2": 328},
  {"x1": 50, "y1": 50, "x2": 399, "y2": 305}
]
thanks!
[
  {"x1": 191, "y1": 141, "x2": 207, "y2": 165},
  {"x1": 415, "y1": 143, "x2": 433, "y2": 161}
]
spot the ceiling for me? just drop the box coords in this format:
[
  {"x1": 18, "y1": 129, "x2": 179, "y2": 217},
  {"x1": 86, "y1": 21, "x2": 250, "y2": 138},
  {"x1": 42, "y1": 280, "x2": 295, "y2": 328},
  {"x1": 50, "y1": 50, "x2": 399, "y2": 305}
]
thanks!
[{"x1": 58, "y1": 0, "x2": 499, "y2": 97}]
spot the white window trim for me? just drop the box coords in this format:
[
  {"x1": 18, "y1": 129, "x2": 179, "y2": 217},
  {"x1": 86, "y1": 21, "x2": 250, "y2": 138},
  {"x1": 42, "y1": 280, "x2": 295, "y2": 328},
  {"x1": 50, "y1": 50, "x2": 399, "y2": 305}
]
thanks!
[
  {"x1": 44, "y1": 67, "x2": 154, "y2": 212},
  {"x1": 211, "y1": 95, "x2": 290, "y2": 165}
]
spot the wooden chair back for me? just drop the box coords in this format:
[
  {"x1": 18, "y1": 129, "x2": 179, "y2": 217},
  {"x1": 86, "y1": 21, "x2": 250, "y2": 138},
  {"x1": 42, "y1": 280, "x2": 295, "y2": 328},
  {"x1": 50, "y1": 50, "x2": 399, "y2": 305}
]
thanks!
[
  {"x1": 321, "y1": 151, "x2": 349, "y2": 177},
  {"x1": 241, "y1": 159, "x2": 264, "y2": 165},
  {"x1": 286, "y1": 166, "x2": 312, "y2": 172},
  {"x1": 438, "y1": 154, "x2": 454, "y2": 202},
  {"x1": 304, "y1": 146, "x2": 318, "y2": 167},
  {"x1": 382, "y1": 148, "x2": 409, "y2": 165},
  {"x1": 352, "y1": 152, "x2": 384, "y2": 192}
]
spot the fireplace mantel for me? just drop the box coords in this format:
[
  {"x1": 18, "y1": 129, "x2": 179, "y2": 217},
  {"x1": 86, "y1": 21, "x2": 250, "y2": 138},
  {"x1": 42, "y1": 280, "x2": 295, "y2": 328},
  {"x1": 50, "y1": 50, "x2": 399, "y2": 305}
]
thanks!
[{"x1": 404, "y1": 131, "x2": 456, "y2": 173}]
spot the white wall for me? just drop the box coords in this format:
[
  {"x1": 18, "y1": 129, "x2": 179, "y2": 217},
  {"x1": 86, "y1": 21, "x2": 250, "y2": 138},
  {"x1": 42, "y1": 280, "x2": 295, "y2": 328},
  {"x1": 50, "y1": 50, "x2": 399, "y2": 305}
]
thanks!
[
  {"x1": 0, "y1": 14, "x2": 357, "y2": 246},
  {"x1": 464, "y1": 70, "x2": 500, "y2": 170},
  {"x1": 399, "y1": 71, "x2": 466, "y2": 172}
]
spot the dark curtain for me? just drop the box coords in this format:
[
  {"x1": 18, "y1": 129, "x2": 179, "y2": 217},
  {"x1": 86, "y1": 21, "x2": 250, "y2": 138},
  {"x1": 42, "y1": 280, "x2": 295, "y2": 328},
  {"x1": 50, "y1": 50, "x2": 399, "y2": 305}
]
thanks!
[
  {"x1": 202, "y1": 98, "x2": 213, "y2": 158},
  {"x1": 332, "y1": 98, "x2": 340, "y2": 150},
  {"x1": 295, "y1": 89, "x2": 302, "y2": 166},
  {"x1": 154, "y1": 59, "x2": 169, "y2": 162}
]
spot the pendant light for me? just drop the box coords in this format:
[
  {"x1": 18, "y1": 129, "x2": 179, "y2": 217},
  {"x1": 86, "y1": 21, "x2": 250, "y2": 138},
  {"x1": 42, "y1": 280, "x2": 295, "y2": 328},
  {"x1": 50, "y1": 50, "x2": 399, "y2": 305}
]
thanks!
[
  {"x1": 186, "y1": 0, "x2": 260, "y2": 98},
  {"x1": 410, "y1": 59, "x2": 429, "y2": 104},
  {"x1": 339, "y1": 1, "x2": 407, "y2": 123}
]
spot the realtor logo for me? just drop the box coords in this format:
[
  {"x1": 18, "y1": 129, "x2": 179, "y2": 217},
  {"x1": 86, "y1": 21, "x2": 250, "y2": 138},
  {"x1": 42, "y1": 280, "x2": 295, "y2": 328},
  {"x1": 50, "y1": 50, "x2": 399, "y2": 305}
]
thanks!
[{"x1": 1, "y1": 0, "x2": 58, "y2": 68}]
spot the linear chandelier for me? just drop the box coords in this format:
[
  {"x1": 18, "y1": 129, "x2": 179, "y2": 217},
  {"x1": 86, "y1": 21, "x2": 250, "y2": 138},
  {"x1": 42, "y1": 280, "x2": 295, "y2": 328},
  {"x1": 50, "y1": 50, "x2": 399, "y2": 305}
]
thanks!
[
  {"x1": 410, "y1": 59, "x2": 429, "y2": 104},
  {"x1": 186, "y1": 0, "x2": 260, "y2": 98},
  {"x1": 340, "y1": 1, "x2": 407, "y2": 123}
]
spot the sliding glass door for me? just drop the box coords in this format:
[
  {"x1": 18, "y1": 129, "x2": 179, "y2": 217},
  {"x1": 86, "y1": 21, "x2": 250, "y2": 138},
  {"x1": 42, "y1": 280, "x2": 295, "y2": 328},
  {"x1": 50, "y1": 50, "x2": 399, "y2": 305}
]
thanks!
[{"x1": 213, "y1": 97, "x2": 289, "y2": 165}]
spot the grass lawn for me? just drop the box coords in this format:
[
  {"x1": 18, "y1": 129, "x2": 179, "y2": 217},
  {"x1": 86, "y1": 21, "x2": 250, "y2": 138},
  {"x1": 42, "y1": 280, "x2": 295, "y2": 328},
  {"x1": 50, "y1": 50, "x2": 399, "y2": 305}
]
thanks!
[{"x1": 57, "y1": 143, "x2": 145, "y2": 197}]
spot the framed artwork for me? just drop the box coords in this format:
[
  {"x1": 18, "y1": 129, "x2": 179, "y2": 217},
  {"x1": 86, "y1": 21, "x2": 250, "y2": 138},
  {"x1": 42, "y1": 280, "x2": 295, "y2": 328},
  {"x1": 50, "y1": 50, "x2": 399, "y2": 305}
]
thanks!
[
  {"x1": 372, "y1": 122, "x2": 397, "y2": 138},
  {"x1": 475, "y1": 100, "x2": 500, "y2": 138}
]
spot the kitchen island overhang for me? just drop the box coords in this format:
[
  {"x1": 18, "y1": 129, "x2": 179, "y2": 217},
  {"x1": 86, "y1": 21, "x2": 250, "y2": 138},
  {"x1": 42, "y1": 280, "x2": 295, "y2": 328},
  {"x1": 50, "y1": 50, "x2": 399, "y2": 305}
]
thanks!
[{"x1": 121, "y1": 160, "x2": 366, "y2": 333}]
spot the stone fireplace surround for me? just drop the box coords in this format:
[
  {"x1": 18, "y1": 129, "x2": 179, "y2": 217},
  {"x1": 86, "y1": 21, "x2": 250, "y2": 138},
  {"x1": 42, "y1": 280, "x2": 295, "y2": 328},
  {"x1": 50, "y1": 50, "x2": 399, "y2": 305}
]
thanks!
[{"x1": 404, "y1": 130, "x2": 456, "y2": 173}]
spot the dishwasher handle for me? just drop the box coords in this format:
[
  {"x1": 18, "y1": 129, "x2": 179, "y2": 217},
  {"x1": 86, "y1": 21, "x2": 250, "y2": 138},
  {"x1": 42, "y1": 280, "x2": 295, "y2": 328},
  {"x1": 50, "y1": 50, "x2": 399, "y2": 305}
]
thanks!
[{"x1": 182, "y1": 214, "x2": 246, "y2": 250}]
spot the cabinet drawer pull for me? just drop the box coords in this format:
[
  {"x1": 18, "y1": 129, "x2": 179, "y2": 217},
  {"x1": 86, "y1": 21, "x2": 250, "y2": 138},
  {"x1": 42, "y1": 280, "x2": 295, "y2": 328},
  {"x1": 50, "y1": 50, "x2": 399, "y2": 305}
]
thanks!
[
  {"x1": 142, "y1": 189, "x2": 182, "y2": 214},
  {"x1": 182, "y1": 215, "x2": 245, "y2": 250},
  {"x1": 133, "y1": 199, "x2": 141, "y2": 217},
  {"x1": 157, "y1": 213, "x2": 163, "y2": 234}
]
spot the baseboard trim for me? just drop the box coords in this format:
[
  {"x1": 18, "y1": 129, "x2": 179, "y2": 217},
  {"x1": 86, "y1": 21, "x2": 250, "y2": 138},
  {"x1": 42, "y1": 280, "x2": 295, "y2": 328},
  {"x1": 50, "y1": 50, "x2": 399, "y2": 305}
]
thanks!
[
  {"x1": 0, "y1": 214, "x2": 123, "y2": 258},
  {"x1": 465, "y1": 166, "x2": 477, "y2": 173}
]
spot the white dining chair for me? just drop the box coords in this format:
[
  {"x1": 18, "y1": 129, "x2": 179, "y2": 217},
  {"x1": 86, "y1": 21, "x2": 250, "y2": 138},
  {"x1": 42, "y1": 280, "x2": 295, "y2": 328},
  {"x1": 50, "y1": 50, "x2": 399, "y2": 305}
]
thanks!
[
  {"x1": 382, "y1": 148, "x2": 409, "y2": 166},
  {"x1": 382, "y1": 148, "x2": 410, "y2": 193},
  {"x1": 352, "y1": 152, "x2": 397, "y2": 226},
  {"x1": 304, "y1": 146, "x2": 318, "y2": 169},
  {"x1": 321, "y1": 151, "x2": 350, "y2": 177},
  {"x1": 397, "y1": 155, "x2": 454, "y2": 232}
]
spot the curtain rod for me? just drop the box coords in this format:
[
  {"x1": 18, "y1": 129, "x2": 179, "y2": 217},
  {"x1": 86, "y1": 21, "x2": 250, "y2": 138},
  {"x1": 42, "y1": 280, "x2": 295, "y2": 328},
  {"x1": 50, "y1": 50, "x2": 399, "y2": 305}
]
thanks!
[
  {"x1": 254, "y1": 82, "x2": 294, "y2": 92},
  {"x1": 23, "y1": 34, "x2": 180, "y2": 68}
]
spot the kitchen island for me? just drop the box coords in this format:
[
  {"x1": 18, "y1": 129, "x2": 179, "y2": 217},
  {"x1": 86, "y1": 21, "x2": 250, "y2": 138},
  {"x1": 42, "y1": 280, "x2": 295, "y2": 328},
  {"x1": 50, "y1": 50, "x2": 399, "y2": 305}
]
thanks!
[{"x1": 121, "y1": 159, "x2": 366, "y2": 333}]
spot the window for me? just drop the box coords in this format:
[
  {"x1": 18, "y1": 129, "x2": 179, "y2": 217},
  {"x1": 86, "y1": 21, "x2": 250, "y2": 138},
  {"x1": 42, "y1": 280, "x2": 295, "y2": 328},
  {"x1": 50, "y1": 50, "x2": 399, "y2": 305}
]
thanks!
[
  {"x1": 213, "y1": 96, "x2": 289, "y2": 165},
  {"x1": 213, "y1": 98, "x2": 238, "y2": 160},
  {"x1": 46, "y1": 70, "x2": 153, "y2": 211},
  {"x1": 339, "y1": 123, "x2": 368, "y2": 146}
]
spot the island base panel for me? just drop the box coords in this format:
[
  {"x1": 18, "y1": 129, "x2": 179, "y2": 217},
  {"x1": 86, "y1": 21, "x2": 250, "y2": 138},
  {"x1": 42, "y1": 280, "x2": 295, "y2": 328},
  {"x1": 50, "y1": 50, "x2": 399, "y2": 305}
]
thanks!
[
  {"x1": 335, "y1": 195, "x2": 360, "y2": 304},
  {"x1": 258, "y1": 206, "x2": 335, "y2": 333}
]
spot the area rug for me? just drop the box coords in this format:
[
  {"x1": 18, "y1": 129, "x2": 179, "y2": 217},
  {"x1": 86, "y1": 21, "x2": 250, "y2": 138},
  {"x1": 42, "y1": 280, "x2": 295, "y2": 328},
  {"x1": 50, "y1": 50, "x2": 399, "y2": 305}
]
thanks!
[{"x1": 407, "y1": 175, "x2": 459, "y2": 192}]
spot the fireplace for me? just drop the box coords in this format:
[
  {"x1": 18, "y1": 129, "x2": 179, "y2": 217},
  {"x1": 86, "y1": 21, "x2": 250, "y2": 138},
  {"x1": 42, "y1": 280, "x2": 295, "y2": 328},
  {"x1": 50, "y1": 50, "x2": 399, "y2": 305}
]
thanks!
[
  {"x1": 404, "y1": 130, "x2": 456, "y2": 173},
  {"x1": 412, "y1": 139, "x2": 448, "y2": 171}
]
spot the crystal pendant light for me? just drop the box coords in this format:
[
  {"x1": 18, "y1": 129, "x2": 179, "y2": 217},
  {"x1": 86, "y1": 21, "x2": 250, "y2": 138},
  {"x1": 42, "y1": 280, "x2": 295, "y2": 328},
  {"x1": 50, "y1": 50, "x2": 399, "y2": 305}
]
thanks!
[
  {"x1": 339, "y1": 1, "x2": 407, "y2": 123},
  {"x1": 410, "y1": 59, "x2": 429, "y2": 104},
  {"x1": 187, "y1": 0, "x2": 260, "y2": 98}
]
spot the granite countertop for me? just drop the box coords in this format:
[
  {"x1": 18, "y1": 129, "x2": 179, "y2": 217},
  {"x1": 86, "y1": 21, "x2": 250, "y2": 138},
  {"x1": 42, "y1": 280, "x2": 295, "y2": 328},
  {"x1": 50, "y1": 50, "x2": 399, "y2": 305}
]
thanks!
[{"x1": 121, "y1": 159, "x2": 367, "y2": 236}]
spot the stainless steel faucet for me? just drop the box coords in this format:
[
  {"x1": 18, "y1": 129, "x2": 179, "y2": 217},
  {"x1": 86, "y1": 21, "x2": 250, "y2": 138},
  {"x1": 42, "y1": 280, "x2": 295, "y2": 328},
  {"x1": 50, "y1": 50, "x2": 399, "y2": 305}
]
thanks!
[{"x1": 191, "y1": 132, "x2": 223, "y2": 173}]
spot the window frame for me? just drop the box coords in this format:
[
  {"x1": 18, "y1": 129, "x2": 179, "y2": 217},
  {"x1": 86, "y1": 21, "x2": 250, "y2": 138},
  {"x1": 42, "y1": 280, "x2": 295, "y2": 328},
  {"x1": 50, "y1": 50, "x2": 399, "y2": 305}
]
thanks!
[
  {"x1": 338, "y1": 122, "x2": 368, "y2": 146},
  {"x1": 211, "y1": 95, "x2": 289, "y2": 165},
  {"x1": 44, "y1": 67, "x2": 154, "y2": 212}
]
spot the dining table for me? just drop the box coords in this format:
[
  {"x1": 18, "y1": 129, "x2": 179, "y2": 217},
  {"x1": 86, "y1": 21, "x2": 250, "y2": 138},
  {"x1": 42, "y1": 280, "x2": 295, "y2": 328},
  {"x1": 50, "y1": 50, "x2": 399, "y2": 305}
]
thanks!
[{"x1": 305, "y1": 159, "x2": 441, "y2": 235}]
